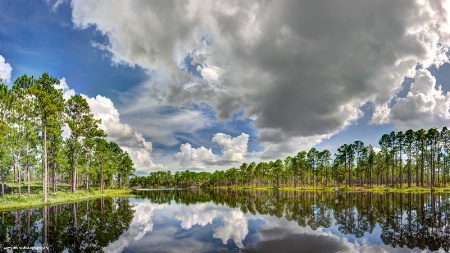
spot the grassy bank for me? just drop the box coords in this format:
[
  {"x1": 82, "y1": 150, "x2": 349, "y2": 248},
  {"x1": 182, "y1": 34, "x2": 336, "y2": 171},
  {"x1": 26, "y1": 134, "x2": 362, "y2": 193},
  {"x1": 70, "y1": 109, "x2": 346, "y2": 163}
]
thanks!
[
  {"x1": 211, "y1": 185, "x2": 450, "y2": 193},
  {"x1": 0, "y1": 182, "x2": 135, "y2": 211}
]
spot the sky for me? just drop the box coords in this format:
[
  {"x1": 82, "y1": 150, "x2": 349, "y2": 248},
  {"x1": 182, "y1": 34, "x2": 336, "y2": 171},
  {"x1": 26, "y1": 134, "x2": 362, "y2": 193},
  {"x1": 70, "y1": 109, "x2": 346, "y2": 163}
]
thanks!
[{"x1": 2, "y1": 0, "x2": 450, "y2": 175}]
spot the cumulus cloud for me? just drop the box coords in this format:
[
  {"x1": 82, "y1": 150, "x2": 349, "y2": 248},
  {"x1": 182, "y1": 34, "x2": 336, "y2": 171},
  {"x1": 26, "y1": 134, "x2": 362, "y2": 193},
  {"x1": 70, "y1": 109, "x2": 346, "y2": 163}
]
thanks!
[
  {"x1": 103, "y1": 202, "x2": 166, "y2": 253},
  {"x1": 0, "y1": 55, "x2": 12, "y2": 83},
  {"x1": 57, "y1": 77, "x2": 76, "y2": 100},
  {"x1": 175, "y1": 203, "x2": 218, "y2": 230},
  {"x1": 174, "y1": 133, "x2": 249, "y2": 169},
  {"x1": 57, "y1": 78, "x2": 163, "y2": 173},
  {"x1": 390, "y1": 68, "x2": 450, "y2": 130},
  {"x1": 106, "y1": 201, "x2": 250, "y2": 251},
  {"x1": 174, "y1": 143, "x2": 216, "y2": 169},
  {"x1": 174, "y1": 203, "x2": 249, "y2": 248},
  {"x1": 85, "y1": 94, "x2": 163, "y2": 171},
  {"x1": 212, "y1": 133, "x2": 249, "y2": 162},
  {"x1": 213, "y1": 210, "x2": 249, "y2": 248},
  {"x1": 70, "y1": 0, "x2": 450, "y2": 158}
]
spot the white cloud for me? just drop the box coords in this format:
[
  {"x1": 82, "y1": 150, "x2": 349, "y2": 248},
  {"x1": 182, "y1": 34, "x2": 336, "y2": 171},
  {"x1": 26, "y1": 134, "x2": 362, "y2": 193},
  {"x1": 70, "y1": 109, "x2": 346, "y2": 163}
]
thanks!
[
  {"x1": 390, "y1": 68, "x2": 450, "y2": 130},
  {"x1": 106, "y1": 200, "x2": 250, "y2": 252},
  {"x1": 70, "y1": 0, "x2": 450, "y2": 158},
  {"x1": 103, "y1": 202, "x2": 167, "y2": 253},
  {"x1": 175, "y1": 203, "x2": 217, "y2": 230},
  {"x1": 57, "y1": 78, "x2": 163, "y2": 173},
  {"x1": 258, "y1": 132, "x2": 332, "y2": 160},
  {"x1": 174, "y1": 133, "x2": 249, "y2": 169},
  {"x1": 173, "y1": 203, "x2": 249, "y2": 248},
  {"x1": 85, "y1": 94, "x2": 164, "y2": 172},
  {"x1": 212, "y1": 209, "x2": 248, "y2": 248},
  {"x1": 212, "y1": 133, "x2": 249, "y2": 162},
  {"x1": 0, "y1": 55, "x2": 12, "y2": 83},
  {"x1": 56, "y1": 77, "x2": 76, "y2": 100},
  {"x1": 174, "y1": 143, "x2": 216, "y2": 169},
  {"x1": 55, "y1": 78, "x2": 75, "y2": 139}
]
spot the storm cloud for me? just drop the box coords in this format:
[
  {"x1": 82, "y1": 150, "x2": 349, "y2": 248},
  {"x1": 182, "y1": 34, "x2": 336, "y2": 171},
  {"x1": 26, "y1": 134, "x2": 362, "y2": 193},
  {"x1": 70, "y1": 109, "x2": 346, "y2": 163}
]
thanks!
[{"x1": 70, "y1": 0, "x2": 450, "y2": 158}]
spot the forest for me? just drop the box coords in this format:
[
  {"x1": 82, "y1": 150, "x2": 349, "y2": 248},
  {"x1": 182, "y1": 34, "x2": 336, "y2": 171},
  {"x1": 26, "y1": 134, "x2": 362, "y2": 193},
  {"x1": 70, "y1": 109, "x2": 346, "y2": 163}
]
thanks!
[
  {"x1": 0, "y1": 73, "x2": 135, "y2": 202},
  {"x1": 131, "y1": 127, "x2": 450, "y2": 190}
]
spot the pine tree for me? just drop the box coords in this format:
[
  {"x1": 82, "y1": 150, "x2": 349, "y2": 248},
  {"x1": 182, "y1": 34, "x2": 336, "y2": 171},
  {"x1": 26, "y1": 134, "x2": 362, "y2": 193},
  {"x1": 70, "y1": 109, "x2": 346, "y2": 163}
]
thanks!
[
  {"x1": 66, "y1": 94, "x2": 104, "y2": 193},
  {"x1": 30, "y1": 73, "x2": 64, "y2": 202}
]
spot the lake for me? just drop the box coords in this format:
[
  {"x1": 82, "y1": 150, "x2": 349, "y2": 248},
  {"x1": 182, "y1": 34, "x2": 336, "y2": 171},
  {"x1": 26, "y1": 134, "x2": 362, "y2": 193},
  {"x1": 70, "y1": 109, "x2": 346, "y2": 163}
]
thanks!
[{"x1": 1, "y1": 189, "x2": 449, "y2": 252}]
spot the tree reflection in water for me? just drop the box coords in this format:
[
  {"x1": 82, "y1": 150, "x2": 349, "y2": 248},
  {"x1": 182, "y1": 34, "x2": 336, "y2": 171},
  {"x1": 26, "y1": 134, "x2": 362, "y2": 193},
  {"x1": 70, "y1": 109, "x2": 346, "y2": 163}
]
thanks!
[
  {"x1": 135, "y1": 189, "x2": 450, "y2": 252},
  {"x1": 0, "y1": 191, "x2": 449, "y2": 252},
  {"x1": 0, "y1": 197, "x2": 134, "y2": 252}
]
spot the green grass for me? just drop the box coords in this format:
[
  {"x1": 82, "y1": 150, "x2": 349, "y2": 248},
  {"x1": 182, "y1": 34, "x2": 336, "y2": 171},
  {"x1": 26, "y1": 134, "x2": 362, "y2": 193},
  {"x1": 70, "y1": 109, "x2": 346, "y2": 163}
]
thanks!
[{"x1": 0, "y1": 182, "x2": 135, "y2": 211}]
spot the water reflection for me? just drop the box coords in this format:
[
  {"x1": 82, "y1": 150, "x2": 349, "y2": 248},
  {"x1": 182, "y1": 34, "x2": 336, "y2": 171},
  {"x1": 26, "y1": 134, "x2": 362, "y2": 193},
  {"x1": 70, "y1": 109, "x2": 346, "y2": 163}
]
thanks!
[
  {"x1": 0, "y1": 197, "x2": 134, "y2": 252},
  {"x1": 0, "y1": 191, "x2": 450, "y2": 252},
  {"x1": 132, "y1": 190, "x2": 450, "y2": 252}
]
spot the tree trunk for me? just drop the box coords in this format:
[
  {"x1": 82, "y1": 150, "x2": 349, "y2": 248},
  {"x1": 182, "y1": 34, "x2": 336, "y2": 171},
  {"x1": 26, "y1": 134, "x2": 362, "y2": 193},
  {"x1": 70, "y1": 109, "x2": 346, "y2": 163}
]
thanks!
[
  {"x1": 17, "y1": 149, "x2": 21, "y2": 196},
  {"x1": 26, "y1": 141, "x2": 31, "y2": 196},
  {"x1": 391, "y1": 155, "x2": 395, "y2": 187},
  {"x1": 43, "y1": 122, "x2": 48, "y2": 203},
  {"x1": 415, "y1": 161, "x2": 419, "y2": 187},
  {"x1": 430, "y1": 144, "x2": 433, "y2": 190},
  {"x1": 294, "y1": 170, "x2": 297, "y2": 188},
  {"x1": 101, "y1": 163, "x2": 104, "y2": 194},
  {"x1": 399, "y1": 148, "x2": 402, "y2": 187},
  {"x1": 86, "y1": 159, "x2": 90, "y2": 191},
  {"x1": 126, "y1": 169, "x2": 129, "y2": 188},
  {"x1": 1, "y1": 177, "x2": 4, "y2": 200},
  {"x1": 444, "y1": 157, "x2": 447, "y2": 187},
  {"x1": 421, "y1": 143, "x2": 424, "y2": 187},
  {"x1": 72, "y1": 149, "x2": 78, "y2": 193},
  {"x1": 408, "y1": 148, "x2": 411, "y2": 188},
  {"x1": 385, "y1": 157, "x2": 389, "y2": 187}
]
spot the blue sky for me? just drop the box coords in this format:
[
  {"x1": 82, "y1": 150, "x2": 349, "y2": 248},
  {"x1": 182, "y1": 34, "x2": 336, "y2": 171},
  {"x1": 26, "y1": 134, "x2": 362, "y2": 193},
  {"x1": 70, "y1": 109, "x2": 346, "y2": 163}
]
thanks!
[{"x1": 1, "y1": 1, "x2": 450, "y2": 174}]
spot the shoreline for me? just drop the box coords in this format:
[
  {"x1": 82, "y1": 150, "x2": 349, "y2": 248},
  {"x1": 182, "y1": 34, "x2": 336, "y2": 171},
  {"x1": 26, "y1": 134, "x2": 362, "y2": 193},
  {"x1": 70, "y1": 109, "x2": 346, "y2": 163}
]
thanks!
[
  {"x1": 209, "y1": 185, "x2": 450, "y2": 193},
  {"x1": 132, "y1": 185, "x2": 450, "y2": 193},
  {"x1": 0, "y1": 188, "x2": 135, "y2": 211},
  {"x1": 4, "y1": 185, "x2": 450, "y2": 211}
]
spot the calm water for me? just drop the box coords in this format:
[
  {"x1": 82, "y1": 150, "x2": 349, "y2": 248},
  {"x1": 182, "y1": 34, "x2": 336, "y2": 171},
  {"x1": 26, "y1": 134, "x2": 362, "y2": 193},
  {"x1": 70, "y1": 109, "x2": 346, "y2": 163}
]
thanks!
[{"x1": 1, "y1": 190, "x2": 450, "y2": 252}]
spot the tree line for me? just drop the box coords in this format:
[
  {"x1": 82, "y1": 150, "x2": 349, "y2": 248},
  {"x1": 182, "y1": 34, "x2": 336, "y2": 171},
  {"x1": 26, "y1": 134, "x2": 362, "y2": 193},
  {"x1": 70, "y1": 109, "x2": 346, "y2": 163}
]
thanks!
[
  {"x1": 0, "y1": 73, "x2": 135, "y2": 201},
  {"x1": 132, "y1": 127, "x2": 450, "y2": 189}
]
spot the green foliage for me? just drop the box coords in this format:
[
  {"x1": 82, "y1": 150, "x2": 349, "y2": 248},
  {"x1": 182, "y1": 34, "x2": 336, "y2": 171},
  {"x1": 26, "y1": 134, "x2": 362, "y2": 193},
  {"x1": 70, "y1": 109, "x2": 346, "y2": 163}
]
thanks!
[
  {"x1": 0, "y1": 73, "x2": 136, "y2": 203},
  {"x1": 133, "y1": 126, "x2": 450, "y2": 191}
]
